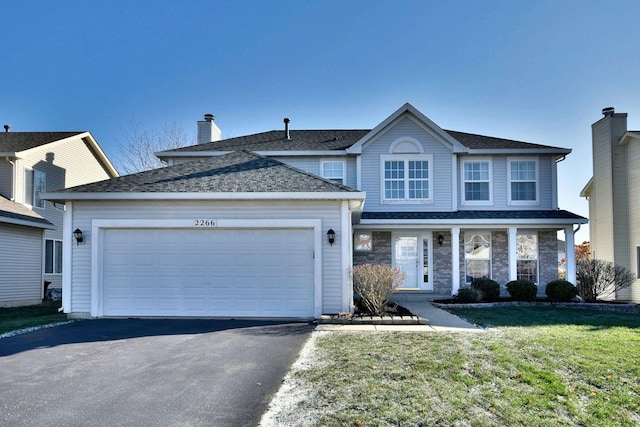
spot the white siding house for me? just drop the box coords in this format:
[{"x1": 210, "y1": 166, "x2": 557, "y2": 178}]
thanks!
[{"x1": 0, "y1": 131, "x2": 118, "y2": 306}]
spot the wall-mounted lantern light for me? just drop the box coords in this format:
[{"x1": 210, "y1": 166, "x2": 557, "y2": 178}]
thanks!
[
  {"x1": 437, "y1": 234, "x2": 444, "y2": 247},
  {"x1": 327, "y1": 228, "x2": 336, "y2": 246},
  {"x1": 73, "y1": 228, "x2": 84, "y2": 245}
]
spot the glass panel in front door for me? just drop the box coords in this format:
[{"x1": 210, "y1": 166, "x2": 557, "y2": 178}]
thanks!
[
  {"x1": 423, "y1": 238, "x2": 429, "y2": 284},
  {"x1": 395, "y1": 236, "x2": 418, "y2": 288}
]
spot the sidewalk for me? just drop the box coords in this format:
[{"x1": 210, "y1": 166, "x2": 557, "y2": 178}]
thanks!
[{"x1": 316, "y1": 294, "x2": 484, "y2": 333}]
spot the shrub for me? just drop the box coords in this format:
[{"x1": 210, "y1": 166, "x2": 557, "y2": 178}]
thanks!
[
  {"x1": 576, "y1": 259, "x2": 634, "y2": 301},
  {"x1": 545, "y1": 280, "x2": 578, "y2": 302},
  {"x1": 506, "y1": 280, "x2": 538, "y2": 301},
  {"x1": 470, "y1": 278, "x2": 500, "y2": 301},
  {"x1": 455, "y1": 287, "x2": 481, "y2": 303},
  {"x1": 349, "y1": 264, "x2": 407, "y2": 315}
]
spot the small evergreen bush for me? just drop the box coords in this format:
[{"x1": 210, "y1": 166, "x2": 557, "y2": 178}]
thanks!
[
  {"x1": 506, "y1": 280, "x2": 538, "y2": 301},
  {"x1": 455, "y1": 287, "x2": 481, "y2": 303},
  {"x1": 545, "y1": 280, "x2": 578, "y2": 302},
  {"x1": 470, "y1": 278, "x2": 500, "y2": 301}
]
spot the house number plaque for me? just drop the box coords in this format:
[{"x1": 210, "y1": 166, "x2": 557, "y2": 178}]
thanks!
[{"x1": 194, "y1": 219, "x2": 217, "y2": 227}]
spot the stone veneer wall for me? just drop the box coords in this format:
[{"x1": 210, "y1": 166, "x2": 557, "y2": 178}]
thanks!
[
  {"x1": 492, "y1": 231, "x2": 509, "y2": 286},
  {"x1": 353, "y1": 231, "x2": 392, "y2": 266},
  {"x1": 432, "y1": 232, "x2": 452, "y2": 294},
  {"x1": 538, "y1": 230, "x2": 559, "y2": 293}
]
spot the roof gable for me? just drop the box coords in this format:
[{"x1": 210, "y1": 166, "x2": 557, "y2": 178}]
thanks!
[{"x1": 347, "y1": 103, "x2": 468, "y2": 154}]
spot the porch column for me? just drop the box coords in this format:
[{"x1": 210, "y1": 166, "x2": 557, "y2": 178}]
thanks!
[
  {"x1": 565, "y1": 226, "x2": 576, "y2": 284},
  {"x1": 508, "y1": 227, "x2": 518, "y2": 282},
  {"x1": 451, "y1": 227, "x2": 460, "y2": 295}
]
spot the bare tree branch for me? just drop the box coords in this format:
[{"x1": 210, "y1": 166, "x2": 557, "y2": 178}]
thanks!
[{"x1": 115, "y1": 121, "x2": 195, "y2": 174}]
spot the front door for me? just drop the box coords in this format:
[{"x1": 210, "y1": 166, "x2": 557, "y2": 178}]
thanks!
[{"x1": 393, "y1": 234, "x2": 433, "y2": 290}]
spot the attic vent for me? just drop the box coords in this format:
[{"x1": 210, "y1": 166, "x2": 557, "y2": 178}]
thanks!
[
  {"x1": 602, "y1": 107, "x2": 615, "y2": 116},
  {"x1": 3, "y1": 124, "x2": 10, "y2": 132},
  {"x1": 284, "y1": 118, "x2": 291, "y2": 140}
]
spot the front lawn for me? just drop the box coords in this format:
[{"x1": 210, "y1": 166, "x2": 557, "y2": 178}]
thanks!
[
  {"x1": 0, "y1": 300, "x2": 67, "y2": 335},
  {"x1": 270, "y1": 308, "x2": 640, "y2": 426}
]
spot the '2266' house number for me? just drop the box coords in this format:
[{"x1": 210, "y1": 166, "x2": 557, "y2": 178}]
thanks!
[{"x1": 194, "y1": 219, "x2": 217, "y2": 227}]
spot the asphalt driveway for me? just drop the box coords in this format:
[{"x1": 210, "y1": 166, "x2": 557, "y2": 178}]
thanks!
[{"x1": 0, "y1": 319, "x2": 314, "y2": 426}]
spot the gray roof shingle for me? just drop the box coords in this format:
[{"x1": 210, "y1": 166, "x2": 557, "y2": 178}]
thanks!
[
  {"x1": 164, "y1": 129, "x2": 565, "y2": 153},
  {"x1": 0, "y1": 196, "x2": 53, "y2": 227},
  {"x1": 0, "y1": 132, "x2": 84, "y2": 153},
  {"x1": 59, "y1": 150, "x2": 359, "y2": 194},
  {"x1": 169, "y1": 130, "x2": 370, "y2": 152}
]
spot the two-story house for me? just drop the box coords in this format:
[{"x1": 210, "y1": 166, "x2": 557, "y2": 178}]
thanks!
[
  {"x1": 0, "y1": 130, "x2": 118, "y2": 307},
  {"x1": 44, "y1": 104, "x2": 586, "y2": 319},
  {"x1": 581, "y1": 108, "x2": 640, "y2": 302}
]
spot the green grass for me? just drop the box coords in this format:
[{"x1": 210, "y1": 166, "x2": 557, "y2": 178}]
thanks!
[
  {"x1": 0, "y1": 300, "x2": 67, "y2": 335},
  {"x1": 287, "y1": 308, "x2": 640, "y2": 426}
]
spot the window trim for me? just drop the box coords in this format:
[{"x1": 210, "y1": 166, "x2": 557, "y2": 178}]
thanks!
[
  {"x1": 508, "y1": 157, "x2": 539, "y2": 205},
  {"x1": 516, "y1": 231, "x2": 539, "y2": 284},
  {"x1": 380, "y1": 154, "x2": 433, "y2": 204},
  {"x1": 464, "y1": 231, "x2": 492, "y2": 284},
  {"x1": 45, "y1": 238, "x2": 63, "y2": 275},
  {"x1": 460, "y1": 157, "x2": 493, "y2": 205},
  {"x1": 320, "y1": 159, "x2": 346, "y2": 185}
]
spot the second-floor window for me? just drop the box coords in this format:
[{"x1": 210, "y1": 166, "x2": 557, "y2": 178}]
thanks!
[
  {"x1": 321, "y1": 160, "x2": 345, "y2": 184},
  {"x1": 25, "y1": 169, "x2": 46, "y2": 208},
  {"x1": 509, "y1": 159, "x2": 538, "y2": 203},
  {"x1": 462, "y1": 160, "x2": 491, "y2": 203},
  {"x1": 381, "y1": 155, "x2": 432, "y2": 202}
]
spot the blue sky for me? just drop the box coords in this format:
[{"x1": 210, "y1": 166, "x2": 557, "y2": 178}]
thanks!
[{"x1": 2, "y1": 0, "x2": 640, "y2": 242}]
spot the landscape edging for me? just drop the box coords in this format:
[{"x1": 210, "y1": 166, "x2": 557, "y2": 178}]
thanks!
[{"x1": 432, "y1": 301, "x2": 638, "y2": 313}]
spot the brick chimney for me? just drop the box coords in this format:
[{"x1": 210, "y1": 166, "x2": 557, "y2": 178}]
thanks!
[{"x1": 197, "y1": 113, "x2": 222, "y2": 144}]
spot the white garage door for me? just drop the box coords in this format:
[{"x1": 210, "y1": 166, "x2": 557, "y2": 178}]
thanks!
[{"x1": 102, "y1": 228, "x2": 315, "y2": 318}]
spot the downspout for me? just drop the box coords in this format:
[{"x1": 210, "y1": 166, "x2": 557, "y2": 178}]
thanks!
[{"x1": 6, "y1": 157, "x2": 16, "y2": 201}]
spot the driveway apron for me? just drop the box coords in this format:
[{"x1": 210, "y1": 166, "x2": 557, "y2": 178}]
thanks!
[{"x1": 0, "y1": 319, "x2": 313, "y2": 427}]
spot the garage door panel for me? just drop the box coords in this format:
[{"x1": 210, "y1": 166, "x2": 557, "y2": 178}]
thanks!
[{"x1": 102, "y1": 228, "x2": 314, "y2": 317}]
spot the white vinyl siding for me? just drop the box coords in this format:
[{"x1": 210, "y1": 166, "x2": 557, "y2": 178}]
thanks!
[
  {"x1": 0, "y1": 160, "x2": 13, "y2": 198},
  {"x1": 67, "y1": 200, "x2": 346, "y2": 315},
  {"x1": 0, "y1": 224, "x2": 43, "y2": 306},
  {"x1": 11, "y1": 136, "x2": 115, "y2": 289}
]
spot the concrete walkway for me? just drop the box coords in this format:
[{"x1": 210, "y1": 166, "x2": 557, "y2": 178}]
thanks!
[{"x1": 317, "y1": 294, "x2": 484, "y2": 333}]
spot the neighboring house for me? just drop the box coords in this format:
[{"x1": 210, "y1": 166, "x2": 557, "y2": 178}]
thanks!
[
  {"x1": 580, "y1": 108, "x2": 640, "y2": 302},
  {"x1": 0, "y1": 130, "x2": 118, "y2": 307},
  {"x1": 45, "y1": 104, "x2": 586, "y2": 319}
]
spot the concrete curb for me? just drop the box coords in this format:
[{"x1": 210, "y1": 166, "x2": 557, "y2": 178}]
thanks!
[{"x1": 318, "y1": 314, "x2": 428, "y2": 325}]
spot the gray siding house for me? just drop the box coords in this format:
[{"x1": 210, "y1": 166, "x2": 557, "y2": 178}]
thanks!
[
  {"x1": 0, "y1": 131, "x2": 118, "y2": 307},
  {"x1": 581, "y1": 108, "x2": 640, "y2": 302},
  {"x1": 46, "y1": 103, "x2": 586, "y2": 319}
]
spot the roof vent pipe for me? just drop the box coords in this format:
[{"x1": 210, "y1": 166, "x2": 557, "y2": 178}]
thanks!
[
  {"x1": 3, "y1": 124, "x2": 10, "y2": 132},
  {"x1": 284, "y1": 118, "x2": 291, "y2": 140},
  {"x1": 602, "y1": 107, "x2": 615, "y2": 116}
]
